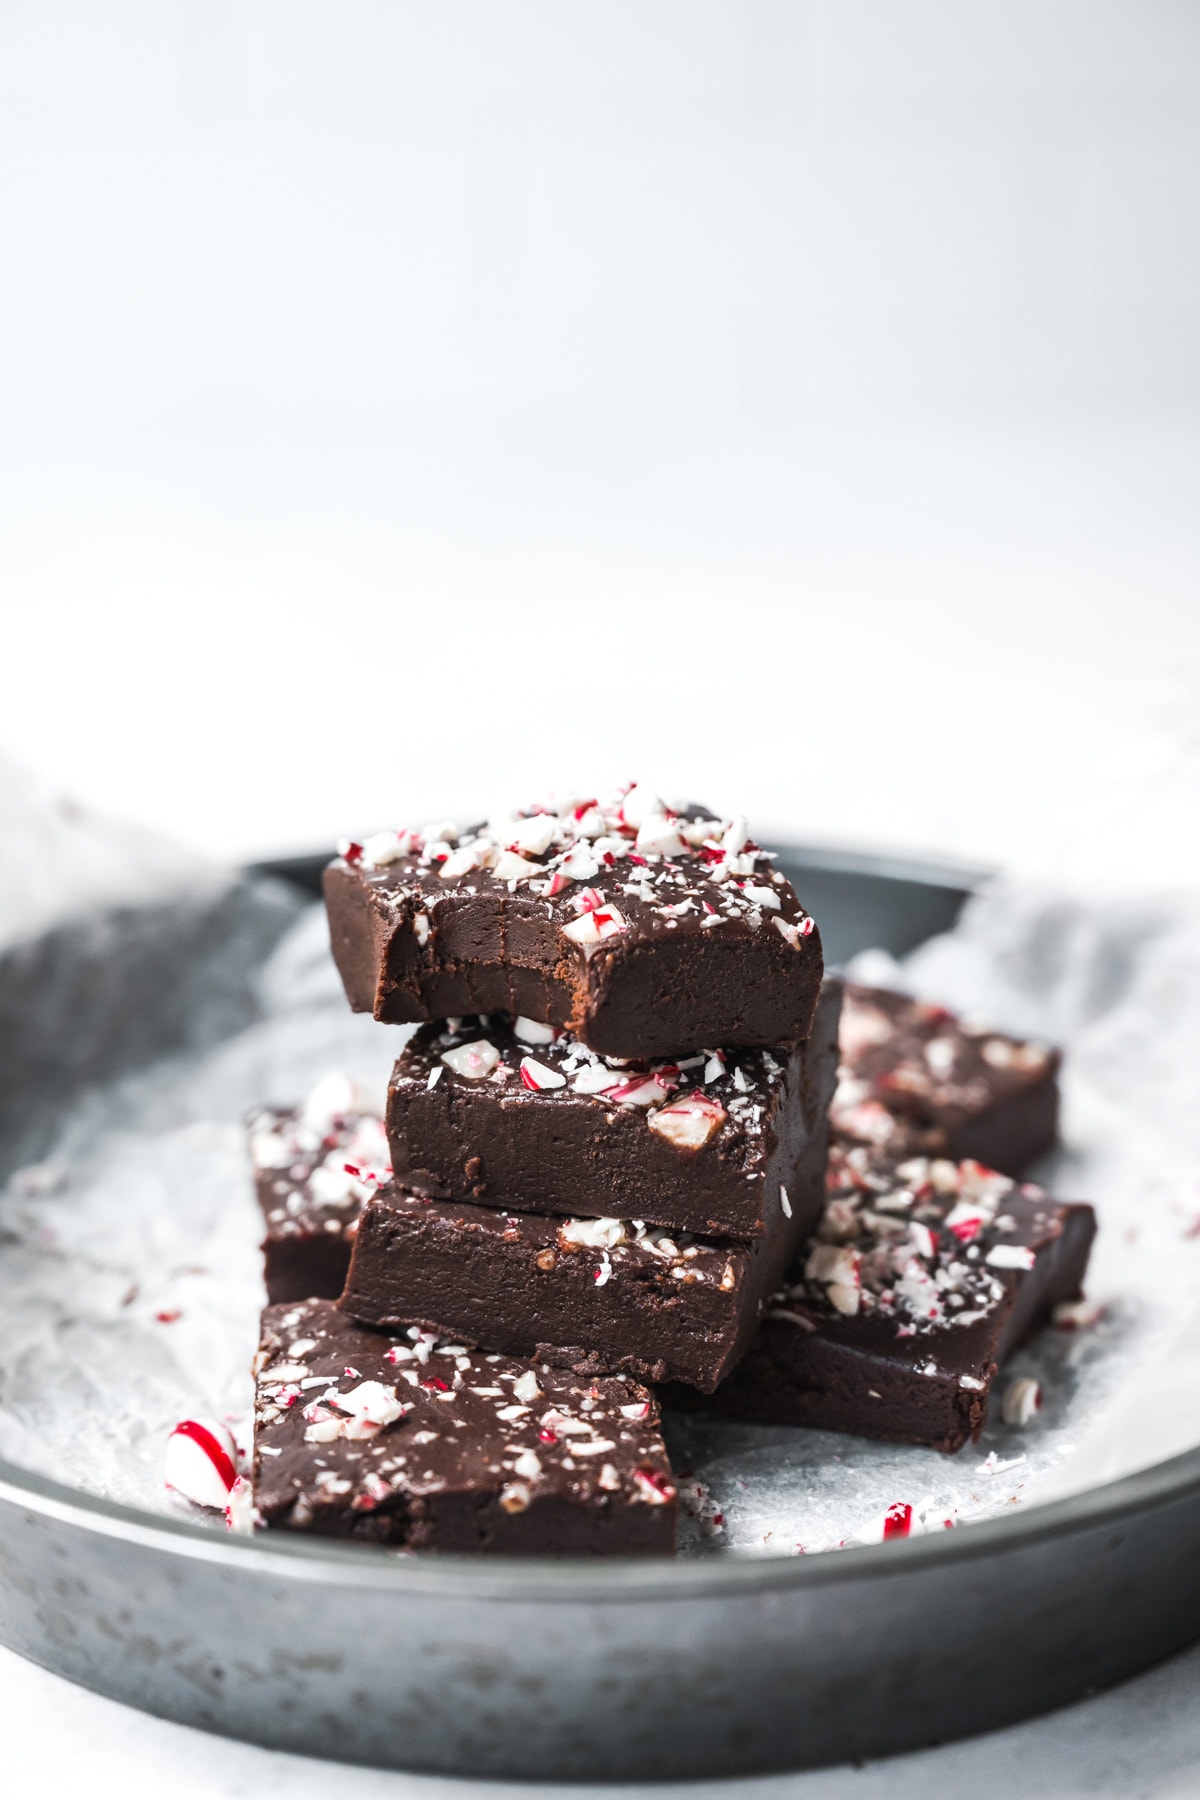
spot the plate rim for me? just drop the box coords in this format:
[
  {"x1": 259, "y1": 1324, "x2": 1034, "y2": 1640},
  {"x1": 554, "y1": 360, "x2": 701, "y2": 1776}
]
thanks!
[{"x1": 6, "y1": 1435, "x2": 1198, "y2": 1602}]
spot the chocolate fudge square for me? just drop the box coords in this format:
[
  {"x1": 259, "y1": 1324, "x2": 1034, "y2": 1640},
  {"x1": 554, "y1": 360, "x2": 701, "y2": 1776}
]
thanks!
[
  {"x1": 323, "y1": 786, "x2": 823, "y2": 1060},
  {"x1": 691, "y1": 1143, "x2": 1095, "y2": 1452},
  {"x1": 251, "y1": 1300, "x2": 677, "y2": 1555},
  {"x1": 832, "y1": 983, "x2": 1060, "y2": 1176},
  {"x1": 248, "y1": 1075, "x2": 390, "y2": 1304},
  {"x1": 339, "y1": 1120, "x2": 829, "y2": 1394},
  {"x1": 386, "y1": 981, "x2": 842, "y2": 1240}
]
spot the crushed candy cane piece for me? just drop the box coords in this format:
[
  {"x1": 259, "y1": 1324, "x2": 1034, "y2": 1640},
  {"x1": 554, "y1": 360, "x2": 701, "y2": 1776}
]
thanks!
[
  {"x1": 1000, "y1": 1376, "x2": 1042, "y2": 1426},
  {"x1": 165, "y1": 1418, "x2": 238, "y2": 1510},
  {"x1": 646, "y1": 1092, "x2": 727, "y2": 1150},
  {"x1": 441, "y1": 1039, "x2": 501, "y2": 1081}
]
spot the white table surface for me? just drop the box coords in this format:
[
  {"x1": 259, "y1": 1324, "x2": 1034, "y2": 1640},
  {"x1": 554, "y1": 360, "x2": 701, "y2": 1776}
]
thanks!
[{"x1": 6, "y1": 1633, "x2": 1200, "y2": 1799}]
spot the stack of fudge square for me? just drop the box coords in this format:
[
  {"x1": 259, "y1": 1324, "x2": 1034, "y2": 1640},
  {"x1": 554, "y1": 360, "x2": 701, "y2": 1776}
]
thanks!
[{"x1": 246, "y1": 788, "x2": 1096, "y2": 1556}]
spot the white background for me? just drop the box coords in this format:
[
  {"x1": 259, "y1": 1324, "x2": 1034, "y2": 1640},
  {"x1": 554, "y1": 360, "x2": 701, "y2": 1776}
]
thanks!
[
  {"x1": 3, "y1": 4, "x2": 1200, "y2": 1792},
  {"x1": 4, "y1": 1, "x2": 1200, "y2": 869}
]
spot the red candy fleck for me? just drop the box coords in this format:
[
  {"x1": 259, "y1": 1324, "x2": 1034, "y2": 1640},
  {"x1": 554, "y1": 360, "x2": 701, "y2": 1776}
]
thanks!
[
  {"x1": 882, "y1": 1502, "x2": 913, "y2": 1540},
  {"x1": 628, "y1": 853, "x2": 648, "y2": 865},
  {"x1": 539, "y1": 1427, "x2": 557, "y2": 1444},
  {"x1": 799, "y1": 917, "x2": 815, "y2": 937},
  {"x1": 343, "y1": 1163, "x2": 360, "y2": 1177},
  {"x1": 519, "y1": 1064, "x2": 540, "y2": 1091},
  {"x1": 633, "y1": 1465, "x2": 677, "y2": 1503},
  {"x1": 155, "y1": 1308, "x2": 182, "y2": 1324},
  {"x1": 343, "y1": 1366, "x2": 361, "y2": 1379},
  {"x1": 342, "y1": 841, "x2": 364, "y2": 866},
  {"x1": 544, "y1": 870, "x2": 570, "y2": 897},
  {"x1": 421, "y1": 1377, "x2": 450, "y2": 1391}
]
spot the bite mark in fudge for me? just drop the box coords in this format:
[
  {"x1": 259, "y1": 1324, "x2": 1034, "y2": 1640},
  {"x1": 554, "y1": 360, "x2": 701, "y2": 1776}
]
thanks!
[
  {"x1": 339, "y1": 1124, "x2": 829, "y2": 1393},
  {"x1": 248, "y1": 1074, "x2": 390, "y2": 1304},
  {"x1": 323, "y1": 785, "x2": 823, "y2": 1059},
  {"x1": 686, "y1": 1141, "x2": 1096, "y2": 1451},
  {"x1": 386, "y1": 982, "x2": 843, "y2": 1240},
  {"x1": 250, "y1": 1299, "x2": 677, "y2": 1555},
  {"x1": 832, "y1": 983, "x2": 1060, "y2": 1176}
]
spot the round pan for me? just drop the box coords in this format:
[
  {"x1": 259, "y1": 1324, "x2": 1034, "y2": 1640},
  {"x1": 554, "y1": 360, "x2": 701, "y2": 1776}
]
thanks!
[{"x1": 2, "y1": 844, "x2": 1190, "y2": 1778}]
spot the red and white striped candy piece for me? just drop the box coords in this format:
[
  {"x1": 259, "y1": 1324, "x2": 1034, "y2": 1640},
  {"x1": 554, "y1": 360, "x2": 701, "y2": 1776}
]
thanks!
[
  {"x1": 604, "y1": 1070, "x2": 674, "y2": 1108},
  {"x1": 225, "y1": 1474, "x2": 256, "y2": 1534},
  {"x1": 646, "y1": 1093, "x2": 726, "y2": 1150},
  {"x1": 985, "y1": 1243, "x2": 1037, "y2": 1272},
  {"x1": 165, "y1": 1418, "x2": 238, "y2": 1510},
  {"x1": 562, "y1": 906, "x2": 628, "y2": 949},
  {"x1": 1000, "y1": 1376, "x2": 1042, "y2": 1426},
  {"x1": 855, "y1": 1496, "x2": 956, "y2": 1544},
  {"x1": 632, "y1": 1464, "x2": 677, "y2": 1505},
  {"x1": 519, "y1": 1056, "x2": 567, "y2": 1091}
]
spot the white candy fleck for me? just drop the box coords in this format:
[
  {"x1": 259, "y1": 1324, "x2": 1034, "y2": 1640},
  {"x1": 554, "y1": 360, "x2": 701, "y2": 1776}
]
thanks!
[
  {"x1": 441, "y1": 1039, "x2": 501, "y2": 1081},
  {"x1": 985, "y1": 1244, "x2": 1037, "y2": 1271},
  {"x1": 513, "y1": 1016, "x2": 557, "y2": 1046},
  {"x1": 558, "y1": 1217, "x2": 628, "y2": 1249},
  {"x1": 1000, "y1": 1377, "x2": 1042, "y2": 1425}
]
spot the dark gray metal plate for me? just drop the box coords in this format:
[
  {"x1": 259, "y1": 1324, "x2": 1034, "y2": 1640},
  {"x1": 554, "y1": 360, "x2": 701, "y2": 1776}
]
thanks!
[{"x1": 0, "y1": 844, "x2": 1194, "y2": 1780}]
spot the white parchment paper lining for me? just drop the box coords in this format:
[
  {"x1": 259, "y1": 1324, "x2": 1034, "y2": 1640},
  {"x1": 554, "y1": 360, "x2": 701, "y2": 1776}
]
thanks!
[{"x1": 2, "y1": 739, "x2": 1199, "y2": 1556}]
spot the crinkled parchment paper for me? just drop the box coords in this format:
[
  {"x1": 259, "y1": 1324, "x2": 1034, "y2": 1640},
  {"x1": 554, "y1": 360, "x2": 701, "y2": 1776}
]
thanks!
[{"x1": 2, "y1": 739, "x2": 1199, "y2": 1556}]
